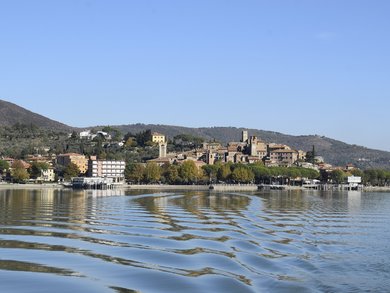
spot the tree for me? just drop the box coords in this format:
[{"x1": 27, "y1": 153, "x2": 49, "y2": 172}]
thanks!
[
  {"x1": 305, "y1": 145, "x2": 316, "y2": 164},
  {"x1": 12, "y1": 160, "x2": 30, "y2": 183},
  {"x1": 163, "y1": 164, "x2": 180, "y2": 184},
  {"x1": 125, "y1": 163, "x2": 145, "y2": 184},
  {"x1": 0, "y1": 160, "x2": 10, "y2": 174},
  {"x1": 70, "y1": 131, "x2": 78, "y2": 139},
  {"x1": 202, "y1": 164, "x2": 219, "y2": 183},
  {"x1": 301, "y1": 168, "x2": 320, "y2": 179},
  {"x1": 331, "y1": 169, "x2": 346, "y2": 184},
  {"x1": 179, "y1": 160, "x2": 198, "y2": 184},
  {"x1": 125, "y1": 137, "x2": 137, "y2": 148},
  {"x1": 217, "y1": 164, "x2": 232, "y2": 182},
  {"x1": 29, "y1": 162, "x2": 49, "y2": 179},
  {"x1": 231, "y1": 166, "x2": 254, "y2": 183},
  {"x1": 144, "y1": 162, "x2": 161, "y2": 183},
  {"x1": 136, "y1": 130, "x2": 152, "y2": 147},
  {"x1": 63, "y1": 163, "x2": 80, "y2": 180},
  {"x1": 286, "y1": 167, "x2": 300, "y2": 179},
  {"x1": 250, "y1": 164, "x2": 270, "y2": 184},
  {"x1": 173, "y1": 134, "x2": 205, "y2": 150},
  {"x1": 102, "y1": 126, "x2": 123, "y2": 141},
  {"x1": 351, "y1": 168, "x2": 364, "y2": 178}
]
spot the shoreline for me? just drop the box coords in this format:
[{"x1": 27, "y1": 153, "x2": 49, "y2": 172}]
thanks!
[
  {"x1": 0, "y1": 183, "x2": 65, "y2": 189},
  {"x1": 1, "y1": 183, "x2": 390, "y2": 192}
]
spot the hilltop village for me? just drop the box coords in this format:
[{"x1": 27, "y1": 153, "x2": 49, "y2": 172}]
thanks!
[
  {"x1": 0, "y1": 127, "x2": 380, "y2": 187},
  {"x1": 150, "y1": 130, "x2": 309, "y2": 168}
]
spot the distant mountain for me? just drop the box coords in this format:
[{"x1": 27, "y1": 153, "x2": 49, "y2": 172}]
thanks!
[
  {"x1": 114, "y1": 124, "x2": 390, "y2": 169},
  {"x1": 0, "y1": 99, "x2": 73, "y2": 132}
]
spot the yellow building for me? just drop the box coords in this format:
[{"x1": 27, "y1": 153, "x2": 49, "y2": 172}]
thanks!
[
  {"x1": 152, "y1": 132, "x2": 166, "y2": 144},
  {"x1": 56, "y1": 153, "x2": 88, "y2": 174}
]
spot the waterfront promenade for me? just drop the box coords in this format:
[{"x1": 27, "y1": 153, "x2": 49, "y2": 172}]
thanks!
[{"x1": 1, "y1": 182, "x2": 390, "y2": 192}]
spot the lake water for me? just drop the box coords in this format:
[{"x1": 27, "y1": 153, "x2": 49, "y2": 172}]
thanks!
[{"x1": 0, "y1": 189, "x2": 390, "y2": 292}]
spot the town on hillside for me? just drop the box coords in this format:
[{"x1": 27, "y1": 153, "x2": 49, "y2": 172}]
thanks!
[{"x1": 0, "y1": 128, "x2": 386, "y2": 188}]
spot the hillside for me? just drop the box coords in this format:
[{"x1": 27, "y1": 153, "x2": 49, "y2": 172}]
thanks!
[
  {"x1": 0, "y1": 99, "x2": 73, "y2": 131},
  {"x1": 114, "y1": 124, "x2": 390, "y2": 169},
  {"x1": 1, "y1": 98, "x2": 389, "y2": 169}
]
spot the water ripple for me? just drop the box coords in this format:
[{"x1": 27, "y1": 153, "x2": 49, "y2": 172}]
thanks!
[{"x1": 1, "y1": 189, "x2": 390, "y2": 292}]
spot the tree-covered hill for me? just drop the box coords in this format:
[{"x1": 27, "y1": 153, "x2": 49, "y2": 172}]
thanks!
[{"x1": 0, "y1": 99, "x2": 73, "y2": 132}]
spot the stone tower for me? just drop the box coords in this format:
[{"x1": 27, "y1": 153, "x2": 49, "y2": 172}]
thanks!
[
  {"x1": 250, "y1": 136, "x2": 258, "y2": 156},
  {"x1": 159, "y1": 142, "x2": 167, "y2": 158},
  {"x1": 207, "y1": 151, "x2": 215, "y2": 165},
  {"x1": 242, "y1": 130, "x2": 248, "y2": 143}
]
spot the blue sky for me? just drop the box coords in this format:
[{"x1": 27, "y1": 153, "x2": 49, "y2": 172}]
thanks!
[{"x1": 1, "y1": 1, "x2": 390, "y2": 150}]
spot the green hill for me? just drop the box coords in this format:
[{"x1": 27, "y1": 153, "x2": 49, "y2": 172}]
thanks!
[{"x1": 0, "y1": 99, "x2": 72, "y2": 132}]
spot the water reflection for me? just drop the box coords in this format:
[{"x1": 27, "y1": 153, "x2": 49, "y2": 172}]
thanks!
[
  {"x1": 347, "y1": 191, "x2": 361, "y2": 214},
  {"x1": 0, "y1": 189, "x2": 389, "y2": 292}
]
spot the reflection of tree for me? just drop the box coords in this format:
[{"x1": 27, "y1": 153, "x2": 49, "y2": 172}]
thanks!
[
  {"x1": 260, "y1": 190, "x2": 362, "y2": 215},
  {"x1": 261, "y1": 190, "x2": 311, "y2": 211},
  {"x1": 131, "y1": 192, "x2": 251, "y2": 232}
]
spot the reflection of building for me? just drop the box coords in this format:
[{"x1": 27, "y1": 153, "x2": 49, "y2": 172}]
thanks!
[
  {"x1": 348, "y1": 191, "x2": 361, "y2": 214},
  {"x1": 57, "y1": 153, "x2": 88, "y2": 174},
  {"x1": 152, "y1": 132, "x2": 166, "y2": 144},
  {"x1": 87, "y1": 156, "x2": 126, "y2": 182}
]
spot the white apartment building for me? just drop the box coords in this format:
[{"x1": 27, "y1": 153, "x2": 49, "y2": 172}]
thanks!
[{"x1": 88, "y1": 157, "x2": 126, "y2": 182}]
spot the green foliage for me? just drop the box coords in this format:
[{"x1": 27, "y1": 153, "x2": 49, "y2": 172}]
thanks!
[
  {"x1": 29, "y1": 162, "x2": 49, "y2": 179},
  {"x1": 179, "y1": 161, "x2": 199, "y2": 183},
  {"x1": 351, "y1": 169, "x2": 364, "y2": 177},
  {"x1": 217, "y1": 164, "x2": 232, "y2": 182},
  {"x1": 63, "y1": 163, "x2": 80, "y2": 180},
  {"x1": 70, "y1": 131, "x2": 78, "y2": 139},
  {"x1": 102, "y1": 126, "x2": 123, "y2": 141},
  {"x1": 363, "y1": 169, "x2": 390, "y2": 186},
  {"x1": 144, "y1": 162, "x2": 161, "y2": 183},
  {"x1": 0, "y1": 160, "x2": 10, "y2": 173},
  {"x1": 250, "y1": 164, "x2": 270, "y2": 181},
  {"x1": 163, "y1": 164, "x2": 180, "y2": 184},
  {"x1": 331, "y1": 169, "x2": 346, "y2": 184},
  {"x1": 173, "y1": 134, "x2": 204, "y2": 151},
  {"x1": 136, "y1": 130, "x2": 152, "y2": 147},
  {"x1": 0, "y1": 124, "x2": 69, "y2": 158},
  {"x1": 125, "y1": 137, "x2": 137, "y2": 148},
  {"x1": 231, "y1": 165, "x2": 254, "y2": 183},
  {"x1": 125, "y1": 163, "x2": 145, "y2": 183},
  {"x1": 202, "y1": 164, "x2": 219, "y2": 182},
  {"x1": 305, "y1": 145, "x2": 316, "y2": 164},
  {"x1": 11, "y1": 160, "x2": 30, "y2": 182}
]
